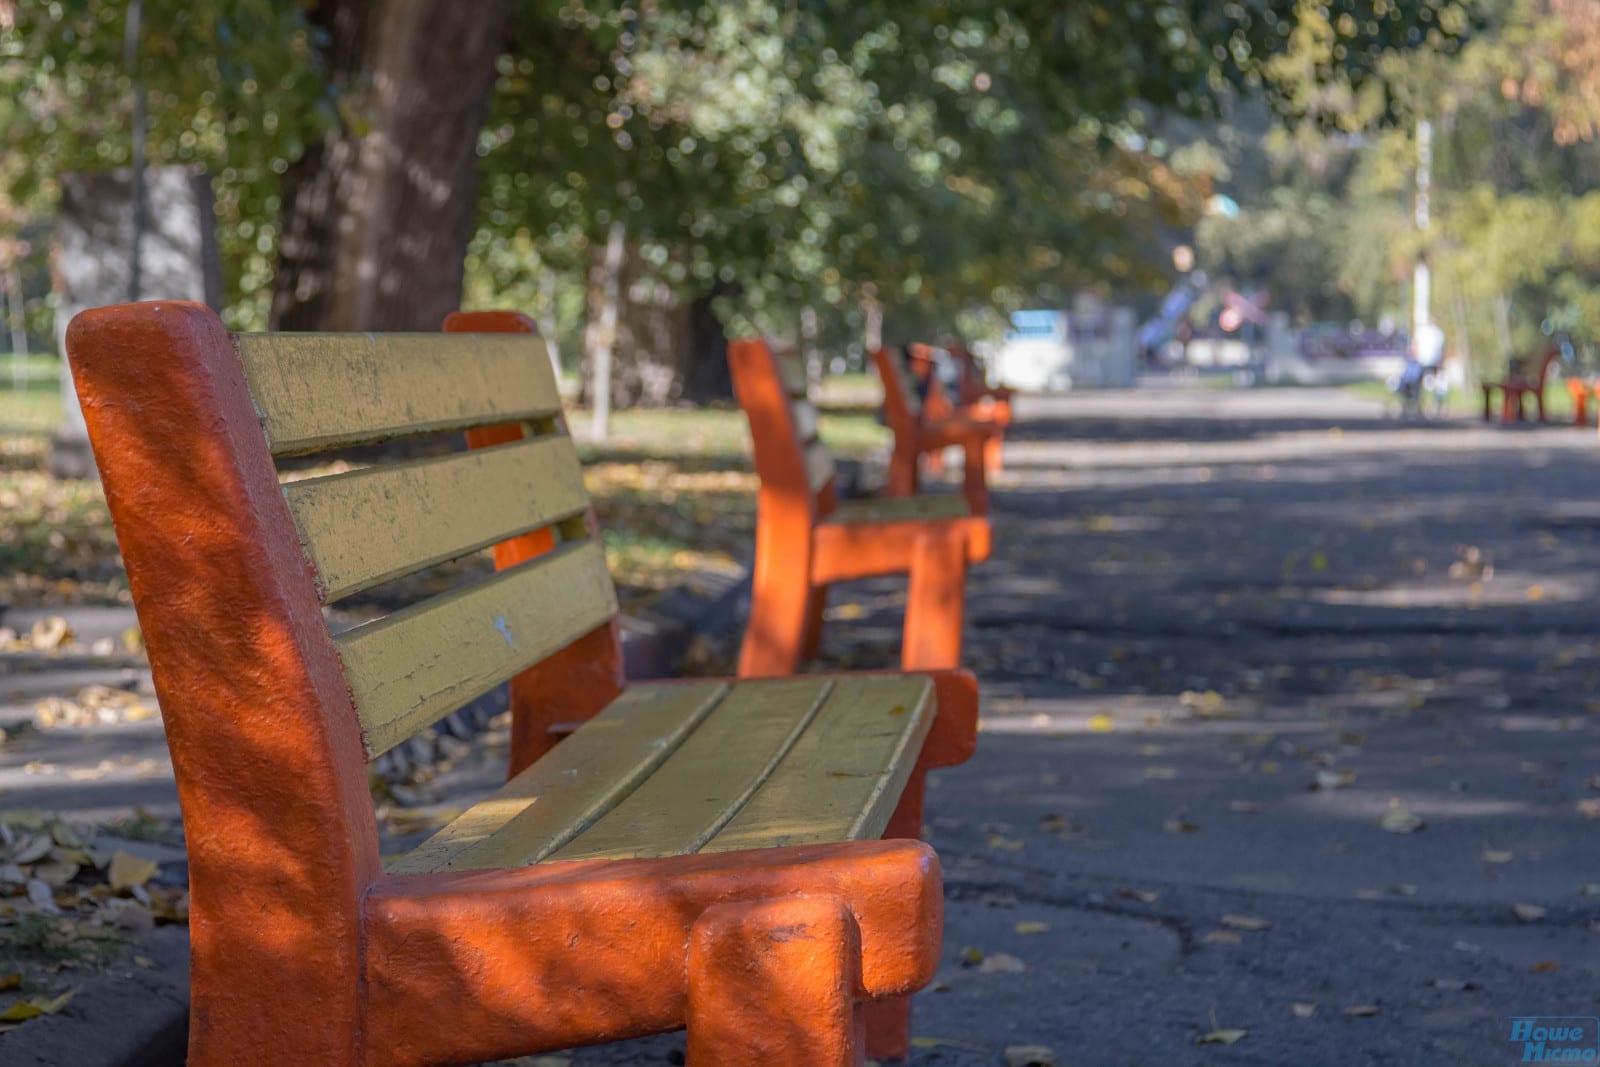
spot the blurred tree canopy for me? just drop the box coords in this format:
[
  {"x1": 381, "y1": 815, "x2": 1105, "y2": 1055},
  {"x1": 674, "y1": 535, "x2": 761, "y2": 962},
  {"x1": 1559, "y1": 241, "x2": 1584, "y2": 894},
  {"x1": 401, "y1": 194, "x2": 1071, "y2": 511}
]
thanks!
[
  {"x1": 1193, "y1": 0, "x2": 1600, "y2": 378},
  {"x1": 2, "y1": 0, "x2": 1471, "y2": 401}
]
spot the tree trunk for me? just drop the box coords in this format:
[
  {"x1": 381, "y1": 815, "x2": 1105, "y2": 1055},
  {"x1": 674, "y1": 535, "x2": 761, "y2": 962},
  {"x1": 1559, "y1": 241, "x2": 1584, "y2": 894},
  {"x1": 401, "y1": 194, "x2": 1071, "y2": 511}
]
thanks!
[
  {"x1": 587, "y1": 220, "x2": 626, "y2": 440},
  {"x1": 582, "y1": 235, "x2": 695, "y2": 410},
  {"x1": 271, "y1": 0, "x2": 510, "y2": 332},
  {"x1": 684, "y1": 290, "x2": 732, "y2": 405},
  {"x1": 1492, "y1": 291, "x2": 1514, "y2": 367}
]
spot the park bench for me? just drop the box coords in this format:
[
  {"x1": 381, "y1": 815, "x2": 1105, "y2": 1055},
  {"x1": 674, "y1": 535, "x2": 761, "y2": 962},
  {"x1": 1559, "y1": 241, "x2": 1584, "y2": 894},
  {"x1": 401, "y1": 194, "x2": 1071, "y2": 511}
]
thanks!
[
  {"x1": 728, "y1": 337, "x2": 992, "y2": 680},
  {"x1": 1482, "y1": 346, "x2": 1559, "y2": 423},
  {"x1": 67, "y1": 302, "x2": 979, "y2": 1067},
  {"x1": 1564, "y1": 375, "x2": 1599, "y2": 428},
  {"x1": 949, "y1": 340, "x2": 1015, "y2": 414},
  {"x1": 871, "y1": 345, "x2": 999, "y2": 514},
  {"x1": 909, "y1": 341, "x2": 1012, "y2": 474}
]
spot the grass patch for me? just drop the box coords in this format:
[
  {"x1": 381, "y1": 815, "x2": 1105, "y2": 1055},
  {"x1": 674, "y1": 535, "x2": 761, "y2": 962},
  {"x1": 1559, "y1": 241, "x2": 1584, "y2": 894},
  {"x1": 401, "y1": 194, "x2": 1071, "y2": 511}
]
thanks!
[
  {"x1": 1339, "y1": 378, "x2": 1581, "y2": 421},
  {"x1": 0, "y1": 383, "x2": 63, "y2": 434},
  {"x1": 571, "y1": 403, "x2": 887, "y2": 462}
]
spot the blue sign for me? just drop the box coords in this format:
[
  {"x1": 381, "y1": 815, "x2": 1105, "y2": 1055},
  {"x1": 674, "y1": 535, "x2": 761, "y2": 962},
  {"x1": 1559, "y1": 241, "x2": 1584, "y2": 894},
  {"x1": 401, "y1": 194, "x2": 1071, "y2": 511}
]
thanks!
[{"x1": 1507, "y1": 1017, "x2": 1600, "y2": 1063}]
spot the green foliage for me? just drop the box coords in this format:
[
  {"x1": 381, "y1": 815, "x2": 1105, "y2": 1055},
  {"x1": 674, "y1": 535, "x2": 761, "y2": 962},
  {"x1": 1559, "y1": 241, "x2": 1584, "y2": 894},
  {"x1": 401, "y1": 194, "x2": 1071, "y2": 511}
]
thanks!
[
  {"x1": 468, "y1": 0, "x2": 1466, "y2": 346},
  {"x1": 3, "y1": 0, "x2": 1469, "y2": 352},
  {"x1": 0, "y1": 0, "x2": 331, "y2": 330}
]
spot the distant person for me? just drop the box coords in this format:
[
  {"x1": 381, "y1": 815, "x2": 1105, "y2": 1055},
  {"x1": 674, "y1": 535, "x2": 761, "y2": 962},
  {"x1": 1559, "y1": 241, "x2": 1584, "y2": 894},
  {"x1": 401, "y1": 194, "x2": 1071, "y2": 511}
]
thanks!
[
  {"x1": 1393, "y1": 319, "x2": 1446, "y2": 415},
  {"x1": 1410, "y1": 320, "x2": 1445, "y2": 380}
]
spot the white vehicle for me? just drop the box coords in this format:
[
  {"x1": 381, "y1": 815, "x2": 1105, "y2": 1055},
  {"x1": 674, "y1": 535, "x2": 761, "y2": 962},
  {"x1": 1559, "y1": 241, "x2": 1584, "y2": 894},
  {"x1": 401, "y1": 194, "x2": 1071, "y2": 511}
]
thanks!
[{"x1": 993, "y1": 310, "x2": 1073, "y2": 391}]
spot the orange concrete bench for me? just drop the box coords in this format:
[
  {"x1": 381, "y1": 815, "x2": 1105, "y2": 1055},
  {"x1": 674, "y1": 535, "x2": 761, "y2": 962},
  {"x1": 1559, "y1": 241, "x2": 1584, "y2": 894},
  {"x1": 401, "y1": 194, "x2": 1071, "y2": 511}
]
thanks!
[
  {"x1": 728, "y1": 338, "x2": 992, "y2": 681},
  {"x1": 68, "y1": 302, "x2": 979, "y2": 1066},
  {"x1": 910, "y1": 341, "x2": 1012, "y2": 474},
  {"x1": 872, "y1": 345, "x2": 999, "y2": 514},
  {"x1": 1564, "y1": 376, "x2": 1598, "y2": 428}
]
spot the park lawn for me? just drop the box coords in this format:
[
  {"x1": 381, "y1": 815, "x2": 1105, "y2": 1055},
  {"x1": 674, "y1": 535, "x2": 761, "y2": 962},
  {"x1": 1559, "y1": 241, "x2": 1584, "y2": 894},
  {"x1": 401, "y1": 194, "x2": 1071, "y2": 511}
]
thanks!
[
  {"x1": 0, "y1": 395, "x2": 889, "y2": 614},
  {"x1": 1339, "y1": 377, "x2": 1585, "y2": 422}
]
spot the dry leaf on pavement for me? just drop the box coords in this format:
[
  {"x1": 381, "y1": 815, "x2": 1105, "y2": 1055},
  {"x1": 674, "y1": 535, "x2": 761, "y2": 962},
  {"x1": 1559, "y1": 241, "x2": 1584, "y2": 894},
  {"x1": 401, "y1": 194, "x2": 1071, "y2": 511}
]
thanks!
[
  {"x1": 1380, "y1": 806, "x2": 1425, "y2": 834},
  {"x1": 977, "y1": 953, "x2": 1027, "y2": 975},
  {"x1": 107, "y1": 851, "x2": 159, "y2": 891},
  {"x1": 1196, "y1": 1029, "x2": 1247, "y2": 1045},
  {"x1": 0, "y1": 989, "x2": 74, "y2": 1022}
]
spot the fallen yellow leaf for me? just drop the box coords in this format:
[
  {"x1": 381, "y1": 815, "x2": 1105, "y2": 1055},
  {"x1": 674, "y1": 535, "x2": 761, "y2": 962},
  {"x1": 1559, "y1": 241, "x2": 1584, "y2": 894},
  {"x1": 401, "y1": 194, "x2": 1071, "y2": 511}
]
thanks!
[
  {"x1": 1087, "y1": 714, "x2": 1114, "y2": 733},
  {"x1": 1221, "y1": 914, "x2": 1271, "y2": 931},
  {"x1": 1380, "y1": 806, "x2": 1425, "y2": 834},
  {"x1": 0, "y1": 989, "x2": 74, "y2": 1022},
  {"x1": 1014, "y1": 921, "x2": 1050, "y2": 935},
  {"x1": 1197, "y1": 1029, "x2": 1247, "y2": 1045},
  {"x1": 1512, "y1": 903, "x2": 1547, "y2": 923},
  {"x1": 107, "y1": 851, "x2": 159, "y2": 891}
]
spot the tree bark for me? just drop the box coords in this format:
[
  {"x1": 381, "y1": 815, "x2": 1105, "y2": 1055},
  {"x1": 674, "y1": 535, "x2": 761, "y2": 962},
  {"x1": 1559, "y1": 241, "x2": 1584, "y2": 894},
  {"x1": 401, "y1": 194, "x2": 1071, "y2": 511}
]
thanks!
[
  {"x1": 587, "y1": 220, "x2": 626, "y2": 440},
  {"x1": 582, "y1": 235, "x2": 697, "y2": 410},
  {"x1": 271, "y1": 0, "x2": 510, "y2": 332}
]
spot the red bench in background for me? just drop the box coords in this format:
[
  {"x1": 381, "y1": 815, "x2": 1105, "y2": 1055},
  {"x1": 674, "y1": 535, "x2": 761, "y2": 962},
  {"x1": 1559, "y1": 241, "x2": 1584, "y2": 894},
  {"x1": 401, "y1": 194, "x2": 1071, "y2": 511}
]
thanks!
[{"x1": 1483, "y1": 346, "x2": 1559, "y2": 423}]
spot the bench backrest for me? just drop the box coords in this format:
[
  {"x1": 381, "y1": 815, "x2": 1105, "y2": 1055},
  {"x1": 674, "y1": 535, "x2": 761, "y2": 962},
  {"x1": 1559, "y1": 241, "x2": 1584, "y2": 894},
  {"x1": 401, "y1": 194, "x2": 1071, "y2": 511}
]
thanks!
[
  {"x1": 728, "y1": 338, "x2": 837, "y2": 519},
  {"x1": 872, "y1": 346, "x2": 924, "y2": 440},
  {"x1": 946, "y1": 341, "x2": 991, "y2": 404},
  {"x1": 1532, "y1": 345, "x2": 1561, "y2": 386},
  {"x1": 66, "y1": 302, "x2": 618, "y2": 967}
]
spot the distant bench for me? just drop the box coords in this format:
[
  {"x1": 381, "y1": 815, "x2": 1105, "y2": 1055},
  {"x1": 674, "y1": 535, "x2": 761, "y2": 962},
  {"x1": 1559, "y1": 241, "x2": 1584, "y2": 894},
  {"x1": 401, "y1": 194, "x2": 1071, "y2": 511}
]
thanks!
[
  {"x1": 729, "y1": 338, "x2": 992, "y2": 679},
  {"x1": 68, "y1": 302, "x2": 978, "y2": 1066},
  {"x1": 1482, "y1": 346, "x2": 1559, "y2": 423},
  {"x1": 873, "y1": 345, "x2": 1000, "y2": 514}
]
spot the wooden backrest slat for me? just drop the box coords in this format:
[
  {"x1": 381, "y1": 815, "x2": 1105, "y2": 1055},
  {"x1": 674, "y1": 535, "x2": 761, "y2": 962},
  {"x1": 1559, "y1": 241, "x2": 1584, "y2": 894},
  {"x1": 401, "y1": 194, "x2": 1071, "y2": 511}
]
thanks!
[
  {"x1": 791, "y1": 399, "x2": 820, "y2": 443},
  {"x1": 776, "y1": 353, "x2": 809, "y2": 398},
  {"x1": 338, "y1": 539, "x2": 618, "y2": 758},
  {"x1": 284, "y1": 435, "x2": 590, "y2": 604},
  {"x1": 805, "y1": 441, "x2": 836, "y2": 494},
  {"x1": 887, "y1": 348, "x2": 922, "y2": 418},
  {"x1": 237, "y1": 333, "x2": 564, "y2": 455}
]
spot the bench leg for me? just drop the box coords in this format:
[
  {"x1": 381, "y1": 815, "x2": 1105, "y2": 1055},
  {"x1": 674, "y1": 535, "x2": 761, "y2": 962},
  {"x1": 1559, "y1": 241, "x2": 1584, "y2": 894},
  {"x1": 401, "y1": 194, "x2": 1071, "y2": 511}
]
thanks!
[
  {"x1": 983, "y1": 429, "x2": 1004, "y2": 474},
  {"x1": 802, "y1": 583, "x2": 829, "y2": 661},
  {"x1": 688, "y1": 897, "x2": 865, "y2": 1067},
  {"x1": 902, "y1": 533, "x2": 968, "y2": 670},
  {"x1": 961, "y1": 437, "x2": 989, "y2": 515},
  {"x1": 739, "y1": 591, "x2": 808, "y2": 677},
  {"x1": 887, "y1": 446, "x2": 919, "y2": 498},
  {"x1": 1482, "y1": 385, "x2": 1492, "y2": 421},
  {"x1": 864, "y1": 767, "x2": 929, "y2": 1060}
]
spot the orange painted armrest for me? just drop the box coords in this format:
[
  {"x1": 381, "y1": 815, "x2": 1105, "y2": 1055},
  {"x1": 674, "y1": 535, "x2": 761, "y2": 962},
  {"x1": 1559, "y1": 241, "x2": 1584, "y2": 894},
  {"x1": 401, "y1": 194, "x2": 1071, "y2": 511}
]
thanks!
[
  {"x1": 811, "y1": 516, "x2": 991, "y2": 584},
  {"x1": 917, "y1": 417, "x2": 998, "y2": 451}
]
